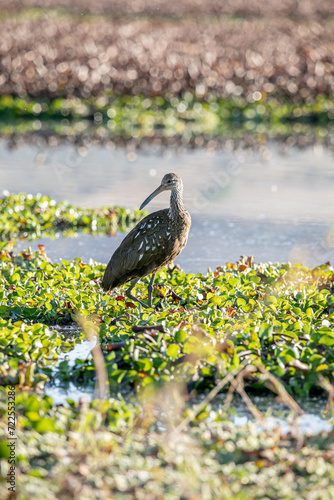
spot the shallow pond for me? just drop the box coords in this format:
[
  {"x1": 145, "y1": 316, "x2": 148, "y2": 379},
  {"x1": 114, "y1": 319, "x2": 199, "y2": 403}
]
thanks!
[
  {"x1": 2, "y1": 139, "x2": 334, "y2": 429},
  {"x1": 1, "y1": 139, "x2": 334, "y2": 272},
  {"x1": 46, "y1": 335, "x2": 333, "y2": 436}
]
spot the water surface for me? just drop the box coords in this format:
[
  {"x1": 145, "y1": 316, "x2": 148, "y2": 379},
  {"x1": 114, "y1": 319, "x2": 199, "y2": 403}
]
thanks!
[{"x1": 1, "y1": 139, "x2": 333, "y2": 271}]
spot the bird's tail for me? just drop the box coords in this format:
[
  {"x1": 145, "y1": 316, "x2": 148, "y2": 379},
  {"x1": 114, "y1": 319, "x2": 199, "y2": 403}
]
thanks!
[{"x1": 101, "y1": 261, "x2": 115, "y2": 291}]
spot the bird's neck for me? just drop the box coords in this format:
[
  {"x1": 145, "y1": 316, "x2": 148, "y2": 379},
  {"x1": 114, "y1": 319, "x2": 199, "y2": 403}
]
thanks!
[{"x1": 169, "y1": 187, "x2": 185, "y2": 220}]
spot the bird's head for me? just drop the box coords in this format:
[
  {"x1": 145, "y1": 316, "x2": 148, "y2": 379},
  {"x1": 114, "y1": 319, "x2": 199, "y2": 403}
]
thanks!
[
  {"x1": 161, "y1": 172, "x2": 182, "y2": 191},
  {"x1": 140, "y1": 173, "x2": 182, "y2": 210}
]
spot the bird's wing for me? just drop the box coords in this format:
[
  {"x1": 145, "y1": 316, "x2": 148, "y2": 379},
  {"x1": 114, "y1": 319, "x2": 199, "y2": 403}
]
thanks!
[
  {"x1": 102, "y1": 210, "x2": 172, "y2": 290},
  {"x1": 115, "y1": 210, "x2": 172, "y2": 272}
]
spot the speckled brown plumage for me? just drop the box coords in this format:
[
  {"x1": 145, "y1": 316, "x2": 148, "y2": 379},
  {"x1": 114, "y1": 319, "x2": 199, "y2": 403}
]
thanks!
[{"x1": 102, "y1": 173, "x2": 191, "y2": 308}]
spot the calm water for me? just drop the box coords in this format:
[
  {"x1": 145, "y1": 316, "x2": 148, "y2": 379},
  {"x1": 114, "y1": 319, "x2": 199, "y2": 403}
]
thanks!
[
  {"x1": 1, "y1": 139, "x2": 334, "y2": 272},
  {"x1": 45, "y1": 337, "x2": 96, "y2": 405}
]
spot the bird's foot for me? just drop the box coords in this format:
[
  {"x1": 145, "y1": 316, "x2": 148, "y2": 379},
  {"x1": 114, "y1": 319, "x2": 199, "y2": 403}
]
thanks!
[{"x1": 167, "y1": 287, "x2": 183, "y2": 301}]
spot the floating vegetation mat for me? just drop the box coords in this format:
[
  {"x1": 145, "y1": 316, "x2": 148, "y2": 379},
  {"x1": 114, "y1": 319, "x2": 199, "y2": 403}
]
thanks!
[
  {"x1": 0, "y1": 192, "x2": 146, "y2": 241},
  {"x1": 1, "y1": 2, "x2": 334, "y2": 149},
  {"x1": 1, "y1": 242, "x2": 334, "y2": 497},
  {"x1": 1, "y1": 0, "x2": 334, "y2": 20},
  {"x1": 2, "y1": 94, "x2": 334, "y2": 150},
  {"x1": 1, "y1": 1, "x2": 334, "y2": 150},
  {"x1": 1, "y1": 246, "x2": 334, "y2": 395},
  {"x1": 1, "y1": 245, "x2": 334, "y2": 497},
  {"x1": 0, "y1": 13, "x2": 334, "y2": 102}
]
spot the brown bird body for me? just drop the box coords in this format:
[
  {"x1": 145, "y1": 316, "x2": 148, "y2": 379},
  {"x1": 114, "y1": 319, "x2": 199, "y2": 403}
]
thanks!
[{"x1": 102, "y1": 173, "x2": 191, "y2": 308}]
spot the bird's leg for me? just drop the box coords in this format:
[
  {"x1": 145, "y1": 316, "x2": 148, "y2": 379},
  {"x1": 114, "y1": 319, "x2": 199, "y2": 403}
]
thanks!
[
  {"x1": 147, "y1": 273, "x2": 156, "y2": 308},
  {"x1": 126, "y1": 278, "x2": 149, "y2": 309},
  {"x1": 167, "y1": 287, "x2": 183, "y2": 301}
]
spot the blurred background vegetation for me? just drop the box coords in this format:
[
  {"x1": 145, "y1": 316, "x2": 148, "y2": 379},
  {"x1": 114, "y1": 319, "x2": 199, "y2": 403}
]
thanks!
[{"x1": 0, "y1": 0, "x2": 333, "y2": 148}]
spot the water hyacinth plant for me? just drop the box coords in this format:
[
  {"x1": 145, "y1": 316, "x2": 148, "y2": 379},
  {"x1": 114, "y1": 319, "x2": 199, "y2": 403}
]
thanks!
[
  {"x1": 1, "y1": 243, "x2": 334, "y2": 397},
  {"x1": 0, "y1": 192, "x2": 146, "y2": 241},
  {"x1": 0, "y1": 209, "x2": 334, "y2": 497}
]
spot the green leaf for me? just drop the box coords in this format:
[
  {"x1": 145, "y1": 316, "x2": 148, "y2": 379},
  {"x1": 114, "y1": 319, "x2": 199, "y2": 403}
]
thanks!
[
  {"x1": 0, "y1": 440, "x2": 10, "y2": 459},
  {"x1": 211, "y1": 296, "x2": 222, "y2": 305},
  {"x1": 236, "y1": 297, "x2": 246, "y2": 307},
  {"x1": 319, "y1": 335, "x2": 334, "y2": 346},
  {"x1": 175, "y1": 330, "x2": 187, "y2": 343},
  {"x1": 258, "y1": 323, "x2": 273, "y2": 341},
  {"x1": 34, "y1": 417, "x2": 56, "y2": 433},
  {"x1": 167, "y1": 344, "x2": 180, "y2": 358},
  {"x1": 265, "y1": 296, "x2": 277, "y2": 305},
  {"x1": 137, "y1": 358, "x2": 153, "y2": 371},
  {"x1": 11, "y1": 272, "x2": 20, "y2": 283}
]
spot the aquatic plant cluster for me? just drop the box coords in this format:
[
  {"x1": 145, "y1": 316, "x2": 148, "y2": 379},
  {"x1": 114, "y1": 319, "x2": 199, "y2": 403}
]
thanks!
[
  {"x1": 1, "y1": 1, "x2": 334, "y2": 496},
  {"x1": 1, "y1": 94, "x2": 334, "y2": 149},
  {"x1": 1, "y1": 241, "x2": 334, "y2": 496},
  {"x1": 1, "y1": 243, "x2": 334, "y2": 393},
  {"x1": 0, "y1": 192, "x2": 145, "y2": 241},
  {"x1": 2, "y1": 0, "x2": 334, "y2": 19},
  {"x1": 1, "y1": 392, "x2": 334, "y2": 499}
]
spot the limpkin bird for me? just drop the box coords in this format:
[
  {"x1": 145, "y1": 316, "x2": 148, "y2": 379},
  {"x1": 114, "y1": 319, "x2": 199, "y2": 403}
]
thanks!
[{"x1": 101, "y1": 173, "x2": 191, "y2": 308}]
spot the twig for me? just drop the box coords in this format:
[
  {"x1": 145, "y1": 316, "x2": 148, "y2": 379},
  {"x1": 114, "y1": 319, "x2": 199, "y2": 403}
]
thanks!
[
  {"x1": 272, "y1": 333, "x2": 309, "y2": 342},
  {"x1": 76, "y1": 314, "x2": 110, "y2": 401},
  {"x1": 168, "y1": 288, "x2": 183, "y2": 301},
  {"x1": 105, "y1": 328, "x2": 164, "y2": 352},
  {"x1": 106, "y1": 341, "x2": 127, "y2": 351},
  {"x1": 256, "y1": 363, "x2": 303, "y2": 415},
  {"x1": 231, "y1": 366, "x2": 265, "y2": 423},
  {"x1": 132, "y1": 324, "x2": 165, "y2": 334},
  {"x1": 173, "y1": 361, "x2": 248, "y2": 435},
  {"x1": 317, "y1": 375, "x2": 334, "y2": 418},
  {"x1": 237, "y1": 350, "x2": 253, "y2": 358},
  {"x1": 222, "y1": 377, "x2": 237, "y2": 413}
]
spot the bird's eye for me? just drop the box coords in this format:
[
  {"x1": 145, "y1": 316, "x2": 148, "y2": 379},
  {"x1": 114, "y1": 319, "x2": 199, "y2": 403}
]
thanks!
[{"x1": 167, "y1": 180, "x2": 172, "y2": 184}]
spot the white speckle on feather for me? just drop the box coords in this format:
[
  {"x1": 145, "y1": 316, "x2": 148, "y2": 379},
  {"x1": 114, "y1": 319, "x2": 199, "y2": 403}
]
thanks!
[
  {"x1": 134, "y1": 232, "x2": 140, "y2": 239},
  {"x1": 138, "y1": 241, "x2": 143, "y2": 250},
  {"x1": 145, "y1": 246, "x2": 150, "y2": 251},
  {"x1": 166, "y1": 232, "x2": 170, "y2": 236},
  {"x1": 147, "y1": 224, "x2": 151, "y2": 228},
  {"x1": 138, "y1": 253, "x2": 143, "y2": 261},
  {"x1": 152, "y1": 247, "x2": 156, "y2": 251}
]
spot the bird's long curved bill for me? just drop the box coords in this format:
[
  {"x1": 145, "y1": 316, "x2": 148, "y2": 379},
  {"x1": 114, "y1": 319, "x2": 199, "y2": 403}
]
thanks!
[{"x1": 140, "y1": 184, "x2": 166, "y2": 210}]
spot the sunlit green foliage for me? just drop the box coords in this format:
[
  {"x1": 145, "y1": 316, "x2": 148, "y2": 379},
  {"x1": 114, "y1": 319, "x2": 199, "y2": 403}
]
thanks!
[
  {"x1": 1, "y1": 244, "x2": 334, "y2": 396},
  {"x1": 0, "y1": 192, "x2": 146, "y2": 241},
  {"x1": 0, "y1": 207, "x2": 334, "y2": 497},
  {"x1": 0, "y1": 320, "x2": 65, "y2": 387}
]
